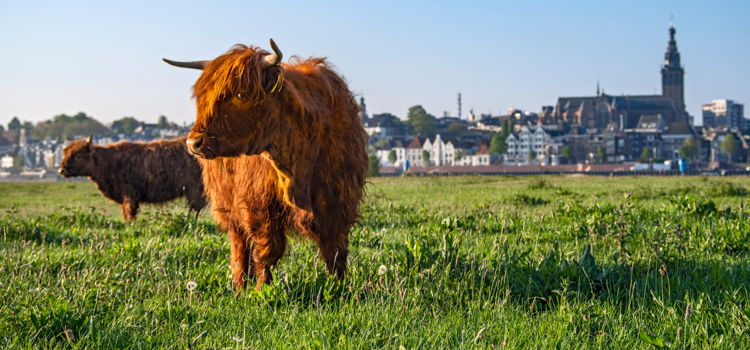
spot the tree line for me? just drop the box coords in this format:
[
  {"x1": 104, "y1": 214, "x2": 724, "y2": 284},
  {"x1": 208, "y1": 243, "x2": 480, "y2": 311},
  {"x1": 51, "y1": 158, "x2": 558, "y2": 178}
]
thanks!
[{"x1": 3, "y1": 113, "x2": 185, "y2": 141}]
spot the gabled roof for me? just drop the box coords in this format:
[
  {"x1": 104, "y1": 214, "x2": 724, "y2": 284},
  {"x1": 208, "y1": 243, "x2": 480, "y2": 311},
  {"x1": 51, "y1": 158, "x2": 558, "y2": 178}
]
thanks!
[
  {"x1": 663, "y1": 121, "x2": 693, "y2": 135},
  {"x1": 406, "y1": 137, "x2": 426, "y2": 149},
  {"x1": 556, "y1": 96, "x2": 598, "y2": 113},
  {"x1": 612, "y1": 95, "x2": 677, "y2": 111},
  {"x1": 556, "y1": 94, "x2": 679, "y2": 115}
]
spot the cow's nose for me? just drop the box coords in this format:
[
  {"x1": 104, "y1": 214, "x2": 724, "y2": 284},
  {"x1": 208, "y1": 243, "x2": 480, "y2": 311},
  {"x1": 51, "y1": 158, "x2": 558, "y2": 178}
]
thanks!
[{"x1": 186, "y1": 136, "x2": 204, "y2": 155}]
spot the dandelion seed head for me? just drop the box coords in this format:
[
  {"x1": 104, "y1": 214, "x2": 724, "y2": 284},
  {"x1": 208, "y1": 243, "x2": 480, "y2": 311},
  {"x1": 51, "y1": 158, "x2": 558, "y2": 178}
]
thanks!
[
  {"x1": 378, "y1": 265, "x2": 388, "y2": 275},
  {"x1": 186, "y1": 280, "x2": 197, "y2": 291}
]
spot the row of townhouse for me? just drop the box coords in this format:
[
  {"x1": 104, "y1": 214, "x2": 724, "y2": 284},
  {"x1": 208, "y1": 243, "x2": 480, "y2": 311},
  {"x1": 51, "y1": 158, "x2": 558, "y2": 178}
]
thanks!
[
  {"x1": 375, "y1": 134, "x2": 491, "y2": 168},
  {"x1": 505, "y1": 125, "x2": 564, "y2": 165}
]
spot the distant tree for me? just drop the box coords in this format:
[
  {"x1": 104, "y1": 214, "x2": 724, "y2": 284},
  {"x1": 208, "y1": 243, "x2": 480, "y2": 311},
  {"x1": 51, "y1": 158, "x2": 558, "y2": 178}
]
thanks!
[
  {"x1": 447, "y1": 122, "x2": 468, "y2": 135},
  {"x1": 560, "y1": 145, "x2": 572, "y2": 161},
  {"x1": 597, "y1": 145, "x2": 606, "y2": 163},
  {"x1": 112, "y1": 117, "x2": 141, "y2": 135},
  {"x1": 640, "y1": 147, "x2": 651, "y2": 161},
  {"x1": 407, "y1": 105, "x2": 437, "y2": 137},
  {"x1": 721, "y1": 134, "x2": 739, "y2": 162},
  {"x1": 528, "y1": 149, "x2": 537, "y2": 161},
  {"x1": 421, "y1": 150, "x2": 431, "y2": 165},
  {"x1": 454, "y1": 150, "x2": 463, "y2": 161},
  {"x1": 32, "y1": 112, "x2": 112, "y2": 140},
  {"x1": 158, "y1": 115, "x2": 169, "y2": 129},
  {"x1": 407, "y1": 105, "x2": 427, "y2": 123},
  {"x1": 387, "y1": 150, "x2": 397, "y2": 164},
  {"x1": 367, "y1": 150, "x2": 380, "y2": 177},
  {"x1": 0, "y1": 124, "x2": 5, "y2": 133},
  {"x1": 489, "y1": 133, "x2": 508, "y2": 155},
  {"x1": 13, "y1": 153, "x2": 25, "y2": 169},
  {"x1": 376, "y1": 138, "x2": 390, "y2": 148},
  {"x1": 679, "y1": 136, "x2": 698, "y2": 159},
  {"x1": 7, "y1": 117, "x2": 21, "y2": 131},
  {"x1": 501, "y1": 119, "x2": 514, "y2": 136},
  {"x1": 21, "y1": 121, "x2": 33, "y2": 134},
  {"x1": 157, "y1": 115, "x2": 178, "y2": 129}
]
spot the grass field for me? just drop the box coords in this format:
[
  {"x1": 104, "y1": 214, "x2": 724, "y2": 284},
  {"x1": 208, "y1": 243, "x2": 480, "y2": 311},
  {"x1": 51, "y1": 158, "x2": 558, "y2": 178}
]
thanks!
[{"x1": 1, "y1": 176, "x2": 749, "y2": 348}]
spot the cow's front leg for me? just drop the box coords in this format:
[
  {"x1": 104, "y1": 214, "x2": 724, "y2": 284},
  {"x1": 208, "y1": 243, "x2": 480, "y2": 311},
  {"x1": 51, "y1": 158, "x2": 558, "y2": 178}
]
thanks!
[
  {"x1": 319, "y1": 234, "x2": 349, "y2": 279},
  {"x1": 251, "y1": 222, "x2": 287, "y2": 291},
  {"x1": 228, "y1": 227, "x2": 250, "y2": 290},
  {"x1": 120, "y1": 197, "x2": 139, "y2": 221}
]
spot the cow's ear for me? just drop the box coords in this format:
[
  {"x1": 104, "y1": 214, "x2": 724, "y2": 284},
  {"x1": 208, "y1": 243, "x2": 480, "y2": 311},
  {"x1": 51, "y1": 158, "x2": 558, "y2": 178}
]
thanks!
[{"x1": 86, "y1": 135, "x2": 93, "y2": 148}]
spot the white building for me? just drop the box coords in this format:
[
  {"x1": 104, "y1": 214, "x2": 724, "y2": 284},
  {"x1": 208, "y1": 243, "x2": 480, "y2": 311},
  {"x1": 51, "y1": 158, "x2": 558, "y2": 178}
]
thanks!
[
  {"x1": 422, "y1": 134, "x2": 491, "y2": 167},
  {"x1": 423, "y1": 134, "x2": 455, "y2": 166},
  {"x1": 454, "y1": 144, "x2": 491, "y2": 166},
  {"x1": 0, "y1": 154, "x2": 14, "y2": 169},
  {"x1": 405, "y1": 137, "x2": 427, "y2": 167},
  {"x1": 375, "y1": 139, "x2": 408, "y2": 167},
  {"x1": 376, "y1": 134, "x2": 492, "y2": 168},
  {"x1": 505, "y1": 126, "x2": 563, "y2": 165}
]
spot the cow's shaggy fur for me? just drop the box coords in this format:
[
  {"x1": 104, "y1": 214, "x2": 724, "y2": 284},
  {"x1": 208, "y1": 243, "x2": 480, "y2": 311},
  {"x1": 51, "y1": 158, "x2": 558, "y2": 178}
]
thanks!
[
  {"x1": 59, "y1": 137, "x2": 207, "y2": 221},
  {"x1": 169, "y1": 42, "x2": 368, "y2": 290}
]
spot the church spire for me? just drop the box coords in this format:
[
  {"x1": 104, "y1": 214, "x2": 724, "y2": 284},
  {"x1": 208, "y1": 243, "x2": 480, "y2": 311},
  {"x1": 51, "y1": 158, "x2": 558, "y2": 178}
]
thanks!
[
  {"x1": 663, "y1": 24, "x2": 681, "y2": 70},
  {"x1": 661, "y1": 24, "x2": 685, "y2": 121}
]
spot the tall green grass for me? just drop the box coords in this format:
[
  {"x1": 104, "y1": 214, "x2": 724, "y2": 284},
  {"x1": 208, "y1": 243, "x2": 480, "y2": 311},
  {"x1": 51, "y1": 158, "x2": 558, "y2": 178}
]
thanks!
[{"x1": 0, "y1": 177, "x2": 748, "y2": 348}]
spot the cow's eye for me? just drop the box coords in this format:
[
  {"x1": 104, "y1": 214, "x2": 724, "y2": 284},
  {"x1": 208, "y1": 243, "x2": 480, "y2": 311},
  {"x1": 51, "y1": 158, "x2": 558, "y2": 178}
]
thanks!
[{"x1": 236, "y1": 92, "x2": 247, "y2": 100}]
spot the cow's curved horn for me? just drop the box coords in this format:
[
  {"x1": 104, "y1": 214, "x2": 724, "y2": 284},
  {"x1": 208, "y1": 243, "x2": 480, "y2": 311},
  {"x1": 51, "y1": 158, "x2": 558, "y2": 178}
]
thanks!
[
  {"x1": 162, "y1": 58, "x2": 209, "y2": 70},
  {"x1": 262, "y1": 39, "x2": 283, "y2": 67}
]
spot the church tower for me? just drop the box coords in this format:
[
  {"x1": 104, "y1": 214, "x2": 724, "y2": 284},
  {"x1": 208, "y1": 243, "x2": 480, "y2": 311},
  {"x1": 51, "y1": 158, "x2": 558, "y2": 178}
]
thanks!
[
  {"x1": 661, "y1": 25, "x2": 685, "y2": 119},
  {"x1": 357, "y1": 96, "x2": 368, "y2": 124}
]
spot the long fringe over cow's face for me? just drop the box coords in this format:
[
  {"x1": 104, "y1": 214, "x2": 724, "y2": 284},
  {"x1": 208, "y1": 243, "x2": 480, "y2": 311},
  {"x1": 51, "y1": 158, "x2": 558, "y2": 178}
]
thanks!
[{"x1": 166, "y1": 43, "x2": 284, "y2": 159}]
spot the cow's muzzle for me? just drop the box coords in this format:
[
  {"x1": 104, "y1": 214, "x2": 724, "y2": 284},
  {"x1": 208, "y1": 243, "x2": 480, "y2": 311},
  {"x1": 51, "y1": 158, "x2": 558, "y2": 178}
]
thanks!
[{"x1": 186, "y1": 135, "x2": 215, "y2": 159}]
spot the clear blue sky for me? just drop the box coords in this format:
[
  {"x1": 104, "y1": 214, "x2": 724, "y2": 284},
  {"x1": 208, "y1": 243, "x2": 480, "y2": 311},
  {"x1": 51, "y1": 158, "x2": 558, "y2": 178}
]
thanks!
[{"x1": 1, "y1": 0, "x2": 748, "y2": 127}]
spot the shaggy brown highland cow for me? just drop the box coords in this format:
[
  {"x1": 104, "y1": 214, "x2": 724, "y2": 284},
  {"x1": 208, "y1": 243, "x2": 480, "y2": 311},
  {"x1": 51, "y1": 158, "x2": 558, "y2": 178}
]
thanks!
[
  {"x1": 163, "y1": 39, "x2": 368, "y2": 290},
  {"x1": 58, "y1": 136, "x2": 207, "y2": 221}
]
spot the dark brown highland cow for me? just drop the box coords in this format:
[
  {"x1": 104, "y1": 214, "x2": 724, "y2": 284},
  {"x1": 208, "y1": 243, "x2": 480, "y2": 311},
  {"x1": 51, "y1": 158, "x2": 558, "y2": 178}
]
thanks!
[
  {"x1": 163, "y1": 39, "x2": 368, "y2": 290},
  {"x1": 58, "y1": 136, "x2": 207, "y2": 221}
]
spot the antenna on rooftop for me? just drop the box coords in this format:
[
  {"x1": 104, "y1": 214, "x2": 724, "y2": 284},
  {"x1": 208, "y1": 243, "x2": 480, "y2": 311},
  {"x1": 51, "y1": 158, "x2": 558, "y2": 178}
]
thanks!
[{"x1": 457, "y1": 92, "x2": 462, "y2": 119}]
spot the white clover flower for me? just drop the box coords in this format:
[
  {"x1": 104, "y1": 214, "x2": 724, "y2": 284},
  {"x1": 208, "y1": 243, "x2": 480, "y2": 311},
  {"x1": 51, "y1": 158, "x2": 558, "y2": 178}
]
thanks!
[
  {"x1": 378, "y1": 265, "x2": 388, "y2": 275},
  {"x1": 186, "y1": 280, "x2": 197, "y2": 291}
]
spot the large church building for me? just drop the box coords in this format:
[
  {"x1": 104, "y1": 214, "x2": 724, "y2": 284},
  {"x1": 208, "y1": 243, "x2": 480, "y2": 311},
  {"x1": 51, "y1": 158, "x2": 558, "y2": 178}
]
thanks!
[{"x1": 550, "y1": 25, "x2": 689, "y2": 132}]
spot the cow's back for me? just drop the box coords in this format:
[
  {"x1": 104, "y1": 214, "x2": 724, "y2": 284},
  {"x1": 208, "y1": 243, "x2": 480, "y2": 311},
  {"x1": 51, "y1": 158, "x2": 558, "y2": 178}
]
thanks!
[{"x1": 101, "y1": 138, "x2": 202, "y2": 204}]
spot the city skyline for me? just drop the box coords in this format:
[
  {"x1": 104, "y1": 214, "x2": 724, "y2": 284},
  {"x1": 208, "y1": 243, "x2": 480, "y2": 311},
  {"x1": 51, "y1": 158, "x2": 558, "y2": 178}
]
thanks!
[{"x1": 1, "y1": 1, "x2": 748, "y2": 127}]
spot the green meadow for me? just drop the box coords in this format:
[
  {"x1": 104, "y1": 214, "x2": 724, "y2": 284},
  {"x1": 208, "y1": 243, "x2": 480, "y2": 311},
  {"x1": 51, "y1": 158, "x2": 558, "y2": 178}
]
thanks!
[{"x1": 1, "y1": 176, "x2": 749, "y2": 348}]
